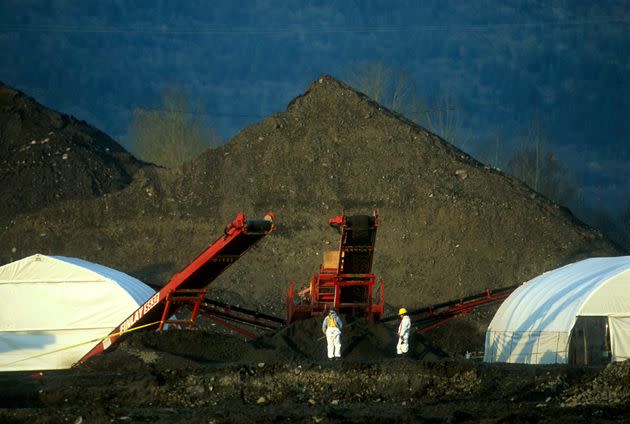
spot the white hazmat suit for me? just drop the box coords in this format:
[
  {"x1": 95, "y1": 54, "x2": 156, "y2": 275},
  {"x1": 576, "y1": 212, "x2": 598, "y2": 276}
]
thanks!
[
  {"x1": 397, "y1": 314, "x2": 411, "y2": 355},
  {"x1": 322, "y1": 311, "x2": 343, "y2": 359}
]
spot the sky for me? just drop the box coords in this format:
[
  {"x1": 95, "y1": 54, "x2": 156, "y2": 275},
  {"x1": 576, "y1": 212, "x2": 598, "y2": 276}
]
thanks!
[{"x1": 0, "y1": 0, "x2": 628, "y2": 217}]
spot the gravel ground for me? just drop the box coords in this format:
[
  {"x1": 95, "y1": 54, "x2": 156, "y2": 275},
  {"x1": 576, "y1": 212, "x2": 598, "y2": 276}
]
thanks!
[{"x1": 2, "y1": 325, "x2": 630, "y2": 423}]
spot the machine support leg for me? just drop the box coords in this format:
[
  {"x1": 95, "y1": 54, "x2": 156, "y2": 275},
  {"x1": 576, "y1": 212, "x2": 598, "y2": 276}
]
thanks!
[
  {"x1": 189, "y1": 294, "x2": 203, "y2": 329},
  {"x1": 158, "y1": 299, "x2": 173, "y2": 331}
]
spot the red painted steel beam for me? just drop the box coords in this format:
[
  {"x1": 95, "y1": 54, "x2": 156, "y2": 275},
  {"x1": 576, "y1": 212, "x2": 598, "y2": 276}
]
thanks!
[
  {"x1": 202, "y1": 298, "x2": 285, "y2": 325},
  {"x1": 196, "y1": 303, "x2": 284, "y2": 331},
  {"x1": 203, "y1": 315, "x2": 258, "y2": 339}
]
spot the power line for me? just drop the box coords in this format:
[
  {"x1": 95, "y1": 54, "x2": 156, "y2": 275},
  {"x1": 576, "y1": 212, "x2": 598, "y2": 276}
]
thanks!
[
  {"x1": 138, "y1": 107, "x2": 267, "y2": 118},
  {"x1": 0, "y1": 18, "x2": 628, "y2": 35},
  {"x1": 133, "y1": 106, "x2": 459, "y2": 118}
]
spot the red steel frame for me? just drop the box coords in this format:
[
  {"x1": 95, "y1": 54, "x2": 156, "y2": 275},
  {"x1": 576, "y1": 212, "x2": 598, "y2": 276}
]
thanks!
[
  {"x1": 76, "y1": 212, "x2": 275, "y2": 364},
  {"x1": 158, "y1": 288, "x2": 208, "y2": 330},
  {"x1": 286, "y1": 211, "x2": 385, "y2": 322}
]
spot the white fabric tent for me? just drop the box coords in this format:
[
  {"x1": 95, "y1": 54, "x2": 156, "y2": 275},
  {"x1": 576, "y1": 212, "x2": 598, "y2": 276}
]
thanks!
[
  {"x1": 484, "y1": 256, "x2": 630, "y2": 364},
  {"x1": 0, "y1": 254, "x2": 155, "y2": 371}
]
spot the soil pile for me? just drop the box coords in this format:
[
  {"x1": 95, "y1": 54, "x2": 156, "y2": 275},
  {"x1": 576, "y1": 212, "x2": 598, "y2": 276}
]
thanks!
[
  {"x1": 90, "y1": 318, "x2": 445, "y2": 369},
  {"x1": 0, "y1": 76, "x2": 624, "y2": 343},
  {"x1": 177, "y1": 76, "x2": 623, "y2": 313},
  {"x1": 245, "y1": 317, "x2": 445, "y2": 362},
  {"x1": 0, "y1": 81, "x2": 147, "y2": 221}
]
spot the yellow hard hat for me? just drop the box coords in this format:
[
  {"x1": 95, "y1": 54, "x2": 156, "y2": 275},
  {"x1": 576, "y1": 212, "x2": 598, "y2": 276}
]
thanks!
[{"x1": 398, "y1": 307, "x2": 407, "y2": 315}]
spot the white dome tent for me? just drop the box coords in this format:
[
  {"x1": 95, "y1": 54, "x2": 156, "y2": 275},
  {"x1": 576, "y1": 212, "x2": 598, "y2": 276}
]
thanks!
[
  {"x1": 484, "y1": 256, "x2": 630, "y2": 365},
  {"x1": 0, "y1": 254, "x2": 155, "y2": 371}
]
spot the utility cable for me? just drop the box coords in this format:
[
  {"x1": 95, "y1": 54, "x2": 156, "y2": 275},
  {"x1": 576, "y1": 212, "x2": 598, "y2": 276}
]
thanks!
[
  {"x1": 0, "y1": 320, "x2": 162, "y2": 368},
  {"x1": 0, "y1": 17, "x2": 628, "y2": 35}
]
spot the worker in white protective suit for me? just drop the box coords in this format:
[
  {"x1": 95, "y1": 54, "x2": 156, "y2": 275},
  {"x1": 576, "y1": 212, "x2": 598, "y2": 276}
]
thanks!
[
  {"x1": 397, "y1": 307, "x2": 411, "y2": 356},
  {"x1": 322, "y1": 307, "x2": 343, "y2": 359}
]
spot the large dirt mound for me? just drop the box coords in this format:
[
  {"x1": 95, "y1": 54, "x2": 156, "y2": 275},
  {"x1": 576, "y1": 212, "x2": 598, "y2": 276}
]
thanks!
[
  {"x1": 0, "y1": 76, "x2": 623, "y2": 321},
  {"x1": 0, "y1": 82, "x2": 147, "y2": 220},
  {"x1": 173, "y1": 76, "x2": 623, "y2": 309}
]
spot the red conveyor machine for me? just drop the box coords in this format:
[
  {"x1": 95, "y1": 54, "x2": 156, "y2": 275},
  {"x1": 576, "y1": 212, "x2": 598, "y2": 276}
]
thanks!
[
  {"x1": 77, "y1": 212, "x2": 276, "y2": 364},
  {"x1": 286, "y1": 210, "x2": 385, "y2": 323}
]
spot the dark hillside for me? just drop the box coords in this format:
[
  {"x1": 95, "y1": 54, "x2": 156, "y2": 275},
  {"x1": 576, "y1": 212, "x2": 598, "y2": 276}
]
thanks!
[
  {"x1": 0, "y1": 77, "x2": 623, "y2": 323},
  {"x1": 0, "y1": 82, "x2": 146, "y2": 220}
]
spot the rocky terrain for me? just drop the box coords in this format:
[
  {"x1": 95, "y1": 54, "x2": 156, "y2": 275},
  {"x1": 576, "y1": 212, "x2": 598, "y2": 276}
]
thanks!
[
  {"x1": 0, "y1": 82, "x2": 146, "y2": 221},
  {"x1": 0, "y1": 77, "x2": 628, "y2": 422},
  {"x1": 2, "y1": 322, "x2": 630, "y2": 423}
]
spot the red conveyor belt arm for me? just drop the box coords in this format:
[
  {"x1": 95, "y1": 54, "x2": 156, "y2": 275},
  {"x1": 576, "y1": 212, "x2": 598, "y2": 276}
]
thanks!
[
  {"x1": 380, "y1": 284, "x2": 521, "y2": 332},
  {"x1": 77, "y1": 212, "x2": 275, "y2": 363}
]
